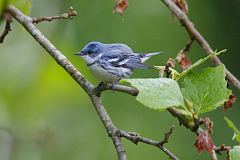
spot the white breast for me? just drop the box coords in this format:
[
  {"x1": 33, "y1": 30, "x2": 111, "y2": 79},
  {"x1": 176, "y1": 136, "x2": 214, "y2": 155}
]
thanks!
[{"x1": 89, "y1": 64, "x2": 121, "y2": 82}]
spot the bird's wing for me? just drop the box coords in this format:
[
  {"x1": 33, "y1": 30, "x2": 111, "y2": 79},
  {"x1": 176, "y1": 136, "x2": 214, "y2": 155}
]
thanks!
[{"x1": 102, "y1": 52, "x2": 148, "y2": 69}]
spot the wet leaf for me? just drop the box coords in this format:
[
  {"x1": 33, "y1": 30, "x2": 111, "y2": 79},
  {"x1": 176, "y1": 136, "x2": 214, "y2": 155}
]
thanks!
[
  {"x1": 181, "y1": 64, "x2": 231, "y2": 114},
  {"x1": 122, "y1": 78, "x2": 185, "y2": 111},
  {"x1": 113, "y1": 0, "x2": 128, "y2": 16},
  {"x1": 194, "y1": 130, "x2": 215, "y2": 154}
]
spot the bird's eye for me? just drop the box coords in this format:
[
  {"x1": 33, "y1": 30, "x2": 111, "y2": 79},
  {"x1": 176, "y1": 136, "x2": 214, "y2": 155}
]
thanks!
[{"x1": 88, "y1": 50, "x2": 94, "y2": 54}]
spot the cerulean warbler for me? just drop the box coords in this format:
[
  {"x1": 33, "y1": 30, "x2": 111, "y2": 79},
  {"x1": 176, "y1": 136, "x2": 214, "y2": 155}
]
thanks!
[{"x1": 75, "y1": 42, "x2": 161, "y2": 83}]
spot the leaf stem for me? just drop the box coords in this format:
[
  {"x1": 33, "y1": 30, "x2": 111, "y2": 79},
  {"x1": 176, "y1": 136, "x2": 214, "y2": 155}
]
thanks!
[{"x1": 175, "y1": 49, "x2": 227, "y2": 81}]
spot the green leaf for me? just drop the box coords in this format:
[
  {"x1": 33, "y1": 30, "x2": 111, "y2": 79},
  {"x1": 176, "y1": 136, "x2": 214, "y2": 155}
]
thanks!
[
  {"x1": 224, "y1": 117, "x2": 240, "y2": 142},
  {"x1": 123, "y1": 78, "x2": 185, "y2": 111},
  {"x1": 230, "y1": 146, "x2": 240, "y2": 160},
  {"x1": 181, "y1": 64, "x2": 231, "y2": 114}
]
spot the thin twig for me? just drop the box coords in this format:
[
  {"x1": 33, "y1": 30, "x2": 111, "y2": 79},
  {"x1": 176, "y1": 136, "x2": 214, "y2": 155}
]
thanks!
[
  {"x1": 214, "y1": 144, "x2": 231, "y2": 160},
  {"x1": 0, "y1": 12, "x2": 12, "y2": 43},
  {"x1": 161, "y1": 0, "x2": 240, "y2": 91},
  {"x1": 175, "y1": 38, "x2": 194, "y2": 70},
  {"x1": 119, "y1": 128, "x2": 179, "y2": 160},
  {"x1": 181, "y1": 38, "x2": 194, "y2": 53},
  {"x1": 210, "y1": 150, "x2": 218, "y2": 160},
  {"x1": 6, "y1": 5, "x2": 179, "y2": 160},
  {"x1": 159, "y1": 125, "x2": 175, "y2": 145},
  {"x1": 31, "y1": 6, "x2": 77, "y2": 23}
]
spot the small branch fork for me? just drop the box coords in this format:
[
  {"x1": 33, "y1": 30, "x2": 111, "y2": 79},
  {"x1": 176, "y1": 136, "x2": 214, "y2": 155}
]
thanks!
[
  {"x1": 0, "y1": 12, "x2": 12, "y2": 43},
  {"x1": 214, "y1": 144, "x2": 231, "y2": 160},
  {"x1": 180, "y1": 37, "x2": 194, "y2": 54},
  {"x1": 161, "y1": 0, "x2": 240, "y2": 91},
  {"x1": 5, "y1": 6, "x2": 179, "y2": 160},
  {"x1": 119, "y1": 126, "x2": 179, "y2": 160}
]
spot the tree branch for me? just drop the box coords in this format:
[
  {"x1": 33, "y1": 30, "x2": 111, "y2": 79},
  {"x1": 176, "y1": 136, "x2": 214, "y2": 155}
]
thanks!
[
  {"x1": 161, "y1": 0, "x2": 240, "y2": 91},
  {"x1": 95, "y1": 83, "x2": 139, "y2": 96},
  {"x1": 0, "y1": 12, "x2": 12, "y2": 43},
  {"x1": 168, "y1": 107, "x2": 219, "y2": 159},
  {"x1": 119, "y1": 127, "x2": 179, "y2": 160},
  {"x1": 159, "y1": 125, "x2": 175, "y2": 145},
  {"x1": 167, "y1": 107, "x2": 203, "y2": 132},
  {"x1": 31, "y1": 6, "x2": 77, "y2": 23},
  {"x1": 214, "y1": 144, "x2": 230, "y2": 160},
  {"x1": 6, "y1": 5, "x2": 179, "y2": 160},
  {"x1": 89, "y1": 95, "x2": 127, "y2": 160},
  {"x1": 6, "y1": 5, "x2": 126, "y2": 160}
]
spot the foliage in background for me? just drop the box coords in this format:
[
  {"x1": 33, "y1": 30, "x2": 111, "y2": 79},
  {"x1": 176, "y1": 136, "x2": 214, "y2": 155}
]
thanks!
[
  {"x1": 225, "y1": 117, "x2": 240, "y2": 143},
  {"x1": 0, "y1": 0, "x2": 240, "y2": 160},
  {"x1": 224, "y1": 117, "x2": 240, "y2": 160},
  {"x1": 0, "y1": 0, "x2": 31, "y2": 16}
]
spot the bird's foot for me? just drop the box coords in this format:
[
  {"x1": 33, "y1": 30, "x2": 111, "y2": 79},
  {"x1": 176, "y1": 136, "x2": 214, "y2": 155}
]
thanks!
[
  {"x1": 95, "y1": 82, "x2": 106, "y2": 97},
  {"x1": 111, "y1": 81, "x2": 119, "y2": 92},
  {"x1": 95, "y1": 81, "x2": 119, "y2": 96}
]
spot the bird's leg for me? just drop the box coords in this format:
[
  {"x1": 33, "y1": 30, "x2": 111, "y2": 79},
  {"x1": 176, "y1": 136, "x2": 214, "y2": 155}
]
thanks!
[
  {"x1": 95, "y1": 82, "x2": 106, "y2": 97},
  {"x1": 95, "y1": 81, "x2": 119, "y2": 95},
  {"x1": 111, "y1": 81, "x2": 119, "y2": 92},
  {"x1": 97, "y1": 82, "x2": 105, "y2": 89}
]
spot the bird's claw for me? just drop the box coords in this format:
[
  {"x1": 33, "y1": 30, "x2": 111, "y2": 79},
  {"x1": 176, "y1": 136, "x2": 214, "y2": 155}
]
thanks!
[{"x1": 111, "y1": 82, "x2": 119, "y2": 92}]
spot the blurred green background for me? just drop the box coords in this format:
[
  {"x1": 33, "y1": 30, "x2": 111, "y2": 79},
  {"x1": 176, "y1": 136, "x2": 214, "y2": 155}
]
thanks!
[{"x1": 0, "y1": 0, "x2": 240, "y2": 159}]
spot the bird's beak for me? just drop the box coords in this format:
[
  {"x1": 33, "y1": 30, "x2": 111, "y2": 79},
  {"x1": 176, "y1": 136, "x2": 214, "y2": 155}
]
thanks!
[{"x1": 74, "y1": 51, "x2": 85, "y2": 56}]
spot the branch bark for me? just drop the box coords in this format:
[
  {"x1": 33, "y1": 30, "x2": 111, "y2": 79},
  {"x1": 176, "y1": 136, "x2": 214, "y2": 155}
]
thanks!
[
  {"x1": 31, "y1": 6, "x2": 77, "y2": 23},
  {"x1": 95, "y1": 83, "x2": 139, "y2": 96},
  {"x1": 0, "y1": 12, "x2": 12, "y2": 43},
  {"x1": 161, "y1": 0, "x2": 240, "y2": 91},
  {"x1": 6, "y1": 5, "x2": 126, "y2": 160},
  {"x1": 119, "y1": 127, "x2": 179, "y2": 160},
  {"x1": 6, "y1": 5, "x2": 179, "y2": 160}
]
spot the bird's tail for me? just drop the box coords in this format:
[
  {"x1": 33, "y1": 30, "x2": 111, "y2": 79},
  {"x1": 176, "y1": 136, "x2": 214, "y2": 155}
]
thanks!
[{"x1": 141, "y1": 52, "x2": 162, "y2": 62}]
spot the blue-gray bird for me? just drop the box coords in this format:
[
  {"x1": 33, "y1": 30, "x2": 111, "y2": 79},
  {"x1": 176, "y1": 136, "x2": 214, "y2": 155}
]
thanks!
[{"x1": 75, "y1": 42, "x2": 161, "y2": 83}]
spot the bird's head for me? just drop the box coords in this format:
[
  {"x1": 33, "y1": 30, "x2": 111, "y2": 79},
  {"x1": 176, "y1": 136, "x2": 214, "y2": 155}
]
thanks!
[
  {"x1": 79, "y1": 41, "x2": 103, "y2": 56},
  {"x1": 75, "y1": 42, "x2": 104, "y2": 64}
]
